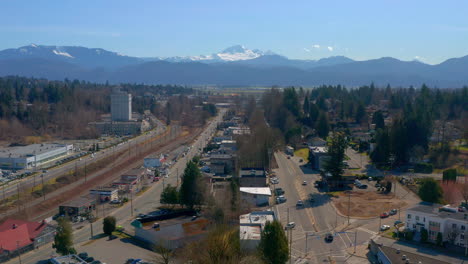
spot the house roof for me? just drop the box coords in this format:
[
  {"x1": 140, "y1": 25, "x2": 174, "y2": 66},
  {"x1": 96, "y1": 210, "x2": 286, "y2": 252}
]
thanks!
[
  {"x1": 0, "y1": 219, "x2": 47, "y2": 252},
  {"x1": 240, "y1": 187, "x2": 271, "y2": 196}
]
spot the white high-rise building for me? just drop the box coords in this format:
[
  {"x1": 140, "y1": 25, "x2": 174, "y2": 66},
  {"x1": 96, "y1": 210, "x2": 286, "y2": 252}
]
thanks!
[{"x1": 111, "y1": 90, "x2": 132, "y2": 121}]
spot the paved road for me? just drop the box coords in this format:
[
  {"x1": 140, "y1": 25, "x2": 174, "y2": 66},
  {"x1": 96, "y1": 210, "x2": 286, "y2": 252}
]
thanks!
[
  {"x1": 273, "y1": 152, "x2": 375, "y2": 264},
  {"x1": 5, "y1": 110, "x2": 225, "y2": 264}
]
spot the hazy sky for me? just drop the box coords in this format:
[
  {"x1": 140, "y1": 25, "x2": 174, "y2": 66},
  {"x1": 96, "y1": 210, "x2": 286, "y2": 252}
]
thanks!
[{"x1": 1, "y1": 0, "x2": 467, "y2": 64}]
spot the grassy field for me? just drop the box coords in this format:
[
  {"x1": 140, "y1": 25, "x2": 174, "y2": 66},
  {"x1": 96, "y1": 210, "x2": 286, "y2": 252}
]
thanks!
[{"x1": 294, "y1": 148, "x2": 309, "y2": 162}]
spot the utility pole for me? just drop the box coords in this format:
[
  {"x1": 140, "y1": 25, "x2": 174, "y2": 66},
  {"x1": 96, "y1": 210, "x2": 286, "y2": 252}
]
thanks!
[
  {"x1": 41, "y1": 174, "x2": 45, "y2": 201},
  {"x1": 32, "y1": 174, "x2": 36, "y2": 193},
  {"x1": 347, "y1": 191, "x2": 351, "y2": 225},
  {"x1": 354, "y1": 229, "x2": 357, "y2": 253},
  {"x1": 16, "y1": 240, "x2": 22, "y2": 264},
  {"x1": 89, "y1": 220, "x2": 94, "y2": 239},
  {"x1": 130, "y1": 191, "x2": 133, "y2": 217},
  {"x1": 289, "y1": 228, "x2": 292, "y2": 264},
  {"x1": 176, "y1": 168, "x2": 179, "y2": 186},
  {"x1": 17, "y1": 183, "x2": 20, "y2": 213},
  {"x1": 84, "y1": 160, "x2": 87, "y2": 182}
]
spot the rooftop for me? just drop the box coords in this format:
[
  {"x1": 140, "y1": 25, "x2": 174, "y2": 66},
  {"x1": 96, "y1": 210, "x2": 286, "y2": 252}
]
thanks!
[
  {"x1": 240, "y1": 225, "x2": 261, "y2": 240},
  {"x1": 136, "y1": 215, "x2": 209, "y2": 239},
  {"x1": 239, "y1": 168, "x2": 265, "y2": 178},
  {"x1": 240, "y1": 187, "x2": 271, "y2": 196},
  {"x1": 0, "y1": 219, "x2": 49, "y2": 252},
  {"x1": 122, "y1": 168, "x2": 146, "y2": 176},
  {"x1": 239, "y1": 211, "x2": 275, "y2": 226},
  {"x1": 309, "y1": 146, "x2": 327, "y2": 153},
  {"x1": 408, "y1": 202, "x2": 468, "y2": 221},
  {"x1": 379, "y1": 244, "x2": 449, "y2": 264},
  {"x1": 0, "y1": 143, "x2": 70, "y2": 158}
]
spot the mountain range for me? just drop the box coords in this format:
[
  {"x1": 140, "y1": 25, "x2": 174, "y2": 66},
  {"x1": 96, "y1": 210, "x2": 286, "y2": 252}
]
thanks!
[{"x1": 0, "y1": 44, "x2": 467, "y2": 87}]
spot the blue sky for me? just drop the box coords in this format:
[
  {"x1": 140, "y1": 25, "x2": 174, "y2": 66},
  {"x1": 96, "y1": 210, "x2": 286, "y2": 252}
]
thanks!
[{"x1": 1, "y1": 0, "x2": 467, "y2": 64}]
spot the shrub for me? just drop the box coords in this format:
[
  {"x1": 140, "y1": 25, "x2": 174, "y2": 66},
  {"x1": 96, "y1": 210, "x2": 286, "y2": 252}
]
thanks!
[{"x1": 414, "y1": 163, "x2": 433, "y2": 174}]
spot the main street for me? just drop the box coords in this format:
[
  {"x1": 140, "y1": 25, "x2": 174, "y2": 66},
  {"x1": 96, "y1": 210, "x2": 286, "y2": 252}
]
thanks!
[
  {"x1": 273, "y1": 152, "x2": 375, "y2": 264},
  {"x1": 5, "y1": 110, "x2": 225, "y2": 264}
]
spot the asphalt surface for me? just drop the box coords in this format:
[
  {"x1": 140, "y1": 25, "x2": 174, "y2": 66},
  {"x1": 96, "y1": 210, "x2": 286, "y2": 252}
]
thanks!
[
  {"x1": 273, "y1": 152, "x2": 375, "y2": 264},
  {"x1": 5, "y1": 110, "x2": 225, "y2": 264}
]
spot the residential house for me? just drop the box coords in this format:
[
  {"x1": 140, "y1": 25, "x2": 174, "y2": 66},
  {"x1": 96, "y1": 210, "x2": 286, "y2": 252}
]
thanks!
[{"x1": 209, "y1": 154, "x2": 236, "y2": 175}]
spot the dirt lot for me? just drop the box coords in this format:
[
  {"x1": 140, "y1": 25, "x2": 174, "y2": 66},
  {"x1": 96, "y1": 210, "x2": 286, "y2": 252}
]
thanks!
[{"x1": 332, "y1": 191, "x2": 407, "y2": 218}]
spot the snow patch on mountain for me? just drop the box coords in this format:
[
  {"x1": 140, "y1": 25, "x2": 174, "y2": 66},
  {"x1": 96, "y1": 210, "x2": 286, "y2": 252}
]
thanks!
[{"x1": 53, "y1": 49, "x2": 74, "y2": 58}]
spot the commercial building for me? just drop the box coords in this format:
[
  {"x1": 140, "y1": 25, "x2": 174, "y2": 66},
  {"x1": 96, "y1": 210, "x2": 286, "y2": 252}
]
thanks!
[
  {"x1": 239, "y1": 168, "x2": 267, "y2": 187},
  {"x1": 89, "y1": 187, "x2": 118, "y2": 203},
  {"x1": 0, "y1": 219, "x2": 55, "y2": 262},
  {"x1": 239, "y1": 210, "x2": 276, "y2": 251},
  {"x1": 240, "y1": 187, "x2": 271, "y2": 207},
  {"x1": 0, "y1": 143, "x2": 73, "y2": 170},
  {"x1": 132, "y1": 211, "x2": 209, "y2": 250},
  {"x1": 113, "y1": 168, "x2": 146, "y2": 193},
  {"x1": 111, "y1": 90, "x2": 132, "y2": 121},
  {"x1": 92, "y1": 120, "x2": 145, "y2": 136},
  {"x1": 59, "y1": 196, "x2": 96, "y2": 218},
  {"x1": 308, "y1": 146, "x2": 330, "y2": 170},
  {"x1": 209, "y1": 154, "x2": 236, "y2": 175},
  {"x1": 144, "y1": 154, "x2": 166, "y2": 169},
  {"x1": 369, "y1": 239, "x2": 449, "y2": 264},
  {"x1": 405, "y1": 202, "x2": 468, "y2": 247}
]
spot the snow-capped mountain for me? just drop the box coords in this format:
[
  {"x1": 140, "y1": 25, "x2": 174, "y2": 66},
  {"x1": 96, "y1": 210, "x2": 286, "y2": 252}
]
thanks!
[
  {"x1": 0, "y1": 44, "x2": 142, "y2": 69},
  {"x1": 160, "y1": 45, "x2": 276, "y2": 63}
]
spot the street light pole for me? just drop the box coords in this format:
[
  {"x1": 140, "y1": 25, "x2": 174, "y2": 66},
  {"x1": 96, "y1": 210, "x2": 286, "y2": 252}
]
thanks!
[{"x1": 347, "y1": 191, "x2": 351, "y2": 225}]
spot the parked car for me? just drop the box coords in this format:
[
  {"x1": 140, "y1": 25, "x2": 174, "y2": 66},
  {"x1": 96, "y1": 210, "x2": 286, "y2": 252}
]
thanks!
[
  {"x1": 458, "y1": 206, "x2": 466, "y2": 212},
  {"x1": 308, "y1": 193, "x2": 315, "y2": 203},
  {"x1": 368, "y1": 177, "x2": 373, "y2": 181},
  {"x1": 380, "y1": 225, "x2": 390, "y2": 231},
  {"x1": 389, "y1": 209, "x2": 397, "y2": 215},
  {"x1": 110, "y1": 199, "x2": 121, "y2": 204},
  {"x1": 380, "y1": 212, "x2": 389, "y2": 218},
  {"x1": 325, "y1": 232, "x2": 334, "y2": 242},
  {"x1": 394, "y1": 220, "x2": 403, "y2": 226},
  {"x1": 358, "y1": 184, "x2": 368, "y2": 189},
  {"x1": 276, "y1": 196, "x2": 287, "y2": 204},
  {"x1": 275, "y1": 188, "x2": 285, "y2": 195},
  {"x1": 296, "y1": 200, "x2": 304, "y2": 207},
  {"x1": 302, "y1": 181, "x2": 307, "y2": 186},
  {"x1": 285, "y1": 222, "x2": 296, "y2": 229},
  {"x1": 287, "y1": 156, "x2": 291, "y2": 159},
  {"x1": 375, "y1": 183, "x2": 382, "y2": 188}
]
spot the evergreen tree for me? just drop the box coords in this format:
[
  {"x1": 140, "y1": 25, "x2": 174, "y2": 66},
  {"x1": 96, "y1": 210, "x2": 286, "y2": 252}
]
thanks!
[
  {"x1": 160, "y1": 184, "x2": 179, "y2": 205},
  {"x1": 103, "y1": 216, "x2": 116, "y2": 237},
  {"x1": 323, "y1": 132, "x2": 347, "y2": 179},
  {"x1": 372, "y1": 111, "x2": 385, "y2": 130},
  {"x1": 315, "y1": 112, "x2": 330, "y2": 139},
  {"x1": 180, "y1": 161, "x2": 205, "y2": 209},
  {"x1": 355, "y1": 103, "x2": 366, "y2": 124},
  {"x1": 418, "y1": 178, "x2": 443, "y2": 203},
  {"x1": 258, "y1": 221, "x2": 288, "y2": 264},
  {"x1": 53, "y1": 217, "x2": 76, "y2": 255},
  {"x1": 303, "y1": 95, "x2": 310, "y2": 116}
]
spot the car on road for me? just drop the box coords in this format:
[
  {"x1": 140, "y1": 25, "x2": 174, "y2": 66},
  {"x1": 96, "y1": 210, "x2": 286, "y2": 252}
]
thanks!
[
  {"x1": 325, "y1": 232, "x2": 334, "y2": 242},
  {"x1": 274, "y1": 188, "x2": 285, "y2": 195},
  {"x1": 302, "y1": 181, "x2": 307, "y2": 186},
  {"x1": 389, "y1": 209, "x2": 397, "y2": 215},
  {"x1": 110, "y1": 199, "x2": 121, "y2": 204},
  {"x1": 296, "y1": 200, "x2": 304, "y2": 207},
  {"x1": 285, "y1": 222, "x2": 296, "y2": 229},
  {"x1": 276, "y1": 196, "x2": 287, "y2": 204},
  {"x1": 380, "y1": 225, "x2": 391, "y2": 231},
  {"x1": 380, "y1": 212, "x2": 389, "y2": 218},
  {"x1": 287, "y1": 156, "x2": 291, "y2": 159},
  {"x1": 358, "y1": 184, "x2": 368, "y2": 189}
]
